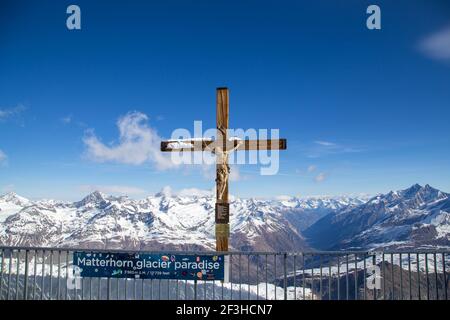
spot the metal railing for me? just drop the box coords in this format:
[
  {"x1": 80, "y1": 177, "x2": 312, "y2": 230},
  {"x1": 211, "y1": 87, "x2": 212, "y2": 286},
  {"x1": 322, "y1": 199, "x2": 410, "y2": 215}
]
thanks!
[{"x1": 0, "y1": 246, "x2": 448, "y2": 300}]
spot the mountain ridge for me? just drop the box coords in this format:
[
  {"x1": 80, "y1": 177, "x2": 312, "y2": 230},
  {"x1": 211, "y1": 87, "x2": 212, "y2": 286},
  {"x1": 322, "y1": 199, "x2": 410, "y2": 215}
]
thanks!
[
  {"x1": 304, "y1": 184, "x2": 450, "y2": 250},
  {"x1": 0, "y1": 189, "x2": 362, "y2": 251},
  {"x1": 1, "y1": 184, "x2": 449, "y2": 251}
]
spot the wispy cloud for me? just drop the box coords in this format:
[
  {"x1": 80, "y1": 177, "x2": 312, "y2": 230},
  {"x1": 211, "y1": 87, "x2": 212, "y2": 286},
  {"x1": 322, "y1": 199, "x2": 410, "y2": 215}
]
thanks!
[
  {"x1": 314, "y1": 172, "x2": 327, "y2": 183},
  {"x1": 292, "y1": 165, "x2": 317, "y2": 176},
  {"x1": 0, "y1": 104, "x2": 26, "y2": 121},
  {"x1": 61, "y1": 114, "x2": 73, "y2": 124},
  {"x1": 79, "y1": 184, "x2": 147, "y2": 195},
  {"x1": 274, "y1": 195, "x2": 292, "y2": 201},
  {"x1": 156, "y1": 186, "x2": 213, "y2": 197},
  {"x1": 419, "y1": 25, "x2": 450, "y2": 61},
  {"x1": 0, "y1": 150, "x2": 7, "y2": 166},
  {"x1": 306, "y1": 140, "x2": 362, "y2": 158},
  {"x1": 60, "y1": 114, "x2": 87, "y2": 127},
  {"x1": 83, "y1": 111, "x2": 176, "y2": 170},
  {"x1": 314, "y1": 140, "x2": 336, "y2": 147}
]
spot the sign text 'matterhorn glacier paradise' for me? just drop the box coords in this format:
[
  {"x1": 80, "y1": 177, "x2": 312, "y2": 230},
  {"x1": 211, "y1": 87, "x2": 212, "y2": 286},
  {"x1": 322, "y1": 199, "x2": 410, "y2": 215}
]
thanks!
[{"x1": 73, "y1": 252, "x2": 224, "y2": 280}]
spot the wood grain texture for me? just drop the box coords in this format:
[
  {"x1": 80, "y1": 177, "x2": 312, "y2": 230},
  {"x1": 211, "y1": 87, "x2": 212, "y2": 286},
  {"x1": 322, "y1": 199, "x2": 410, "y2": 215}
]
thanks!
[
  {"x1": 160, "y1": 139, "x2": 287, "y2": 152},
  {"x1": 216, "y1": 88, "x2": 229, "y2": 206},
  {"x1": 235, "y1": 139, "x2": 287, "y2": 151},
  {"x1": 216, "y1": 88, "x2": 229, "y2": 131},
  {"x1": 215, "y1": 224, "x2": 229, "y2": 252}
]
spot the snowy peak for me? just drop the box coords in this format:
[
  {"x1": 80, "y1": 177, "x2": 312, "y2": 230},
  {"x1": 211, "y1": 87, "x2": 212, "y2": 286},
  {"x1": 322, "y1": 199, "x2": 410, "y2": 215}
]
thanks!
[
  {"x1": 1, "y1": 185, "x2": 448, "y2": 251},
  {"x1": 399, "y1": 184, "x2": 445, "y2": 203},
  {"x1": 304, "y1": 184, "x2": 450, "y2": 250},
  {"x1": 75, "y1": 191, "x2": 108, "y2": 208},
  {"x1": 402, "y1": 183, "x2": 423, "y2": 197},
  {"x1": 0, "y1": 192, "x2": 30, "y2": 207},
  {"x1": 367, "y1": 184, "x2": 448, "y2": 208},
  {"x1": 0, "y1": 190, "x2": 364, "y2": 251}
]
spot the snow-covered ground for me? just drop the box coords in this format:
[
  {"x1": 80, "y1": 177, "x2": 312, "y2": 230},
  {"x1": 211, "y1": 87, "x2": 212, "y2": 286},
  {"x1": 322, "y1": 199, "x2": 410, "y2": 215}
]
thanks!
[{"x1": 287, "y1": 252, "x2": 449, "y2": 279}]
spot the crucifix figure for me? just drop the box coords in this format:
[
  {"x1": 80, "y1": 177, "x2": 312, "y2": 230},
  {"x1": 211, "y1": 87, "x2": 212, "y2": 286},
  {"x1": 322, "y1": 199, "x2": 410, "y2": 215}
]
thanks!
[{"x1": 161, "y1": 87, "x2": 287, "y2": 251}]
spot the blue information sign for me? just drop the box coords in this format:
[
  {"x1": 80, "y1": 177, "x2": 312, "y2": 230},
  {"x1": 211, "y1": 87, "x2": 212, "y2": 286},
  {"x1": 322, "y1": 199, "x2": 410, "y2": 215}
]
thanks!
[{"x1": 73, "y1": 252, "x2": 224, "y2": 281}]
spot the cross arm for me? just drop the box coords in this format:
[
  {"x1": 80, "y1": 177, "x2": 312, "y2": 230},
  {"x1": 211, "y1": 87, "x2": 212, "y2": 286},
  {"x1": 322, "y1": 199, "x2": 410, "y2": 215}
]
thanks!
[
  {"x1": 161, "y1": 138, "x2": 287, "y2": 152},
  {"x1": 160, "y1": 139, "x2": 214, "y2": 152},
  {"x1": 236, "y1": 139, "x2": 287, "y2": 151}
]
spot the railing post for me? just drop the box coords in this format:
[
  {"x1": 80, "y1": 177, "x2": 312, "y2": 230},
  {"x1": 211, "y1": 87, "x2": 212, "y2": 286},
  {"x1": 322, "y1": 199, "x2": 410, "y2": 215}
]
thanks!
[
  {"x1": 107, "y1": 277, "x2": 111, "y2": 300},
  {"x1": 0, "y1": 249, "x2": 4, "y2": 300},
  {"x1": 417, "y1": 253, "x2": 421, "y2": 300},
  {"x1": 425, "y1": 253, "x2": 429, "y2": 300},
  {"x1": 15, "y1": 249, "x2": 20, "y2": 300},
  {"x1": 7, "y1": 249, "x2": 13, "y2": 300},
  {"x1": 65, "y1": 251, "x2": 70, "y2": 300},
  {"x1": 194, "y1": 280, "x2": 197, "y2": 300},
  {"x1": 57, "y1": 250, "x2": 61, "y2": 300},
  {"x1": 283, "y1": 253, "x2": 287, "y2": 300},
  {"x1": 33, "y1": 250, "x2": 37, "y2": 300},
  {"x1": 41, "y1": 250, "x2": 45, "y2": 300},
  {"x1": 23, "y1": 250, "x2": 29, "y2": 300},
  {"x1": 434, "y1": 253, "x2": 438, "y2": 300},
  {"x1": 372, "y1": 253, "x2": 376, "y2": 300},
  {"x1": 49, "y1": 250, "x2": 53, "y2": 300},
  {"x1": 443, "y1": 253, "x2": 447, "y2": 301},
  {"x1": 346, "y1": 254, "x2": 349, "y2": 300}
]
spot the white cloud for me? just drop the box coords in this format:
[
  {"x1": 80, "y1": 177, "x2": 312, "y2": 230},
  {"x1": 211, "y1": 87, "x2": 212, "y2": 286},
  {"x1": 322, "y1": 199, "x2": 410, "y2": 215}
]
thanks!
[
  {"x1": 177, "y1": 188, "x2": 213, "y2": 197},
  {"x1": 314, "y1": 140, "x2": 336, "y2": 147},
  {"x1": 419, "y1": 26, "x2": 450, "y2": 61},
  {"x1": 0, "y1": 150, "x2": 7, "y2": 166},
  {"x1": 79, "y1": 184, "x2": 146, "y2": 195},
  {"x1": 82, "y1": 111, "x2": 248, "y2": 182},
  {"x1": 307, "y1": 140, "x2": 362, "y2": 158},
  {"x1": 83, "y1": 111, "x2": 176, "y2": 170},
  {"x1": 274, "y1": 195, "x2": 293, "y2": 201},
  {"x1": 314, "y1": 172, "x2": 327, "y2": 183},
  {"x1": 61, "y1": 114, "x2": 72, "y2": 124},
  {"x1": 0, "y1": 104, "x2": 25, "y2": 121},
  {"x1": 307, "y1": 165, "x2": 317, "y2": 173},
  {"x1": 156, "y1": 186, "x2": 212, "y2": 197}
]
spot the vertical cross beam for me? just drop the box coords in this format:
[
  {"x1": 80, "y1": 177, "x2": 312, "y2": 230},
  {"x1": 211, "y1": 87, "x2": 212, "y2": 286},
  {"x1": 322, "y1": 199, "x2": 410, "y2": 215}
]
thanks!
[{"x1": 215, "y1": 87, "x2": 229, "y2": 252}]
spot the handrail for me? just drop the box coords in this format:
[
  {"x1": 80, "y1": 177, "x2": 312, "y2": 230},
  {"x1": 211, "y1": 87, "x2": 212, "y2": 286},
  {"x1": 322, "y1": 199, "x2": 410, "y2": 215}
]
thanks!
[{"x1": 0, "y1": 245, "x2": 449, "y2": 254}]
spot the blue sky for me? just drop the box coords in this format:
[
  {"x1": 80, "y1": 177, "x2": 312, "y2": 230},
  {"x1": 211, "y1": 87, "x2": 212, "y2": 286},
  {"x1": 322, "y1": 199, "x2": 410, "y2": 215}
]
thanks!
[{"x1": 1, "y1": 0, "x2": 450, "y2": 200}]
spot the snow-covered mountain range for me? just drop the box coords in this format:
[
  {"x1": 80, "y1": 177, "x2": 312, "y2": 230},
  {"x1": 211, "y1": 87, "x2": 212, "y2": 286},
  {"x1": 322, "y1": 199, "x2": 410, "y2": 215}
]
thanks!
[
  {"x1": 0, "y1": 184, "x2": 449, "y2": 251},
  {"x1": 304, "y1": 184, "x2": 450, "y2": 250}
]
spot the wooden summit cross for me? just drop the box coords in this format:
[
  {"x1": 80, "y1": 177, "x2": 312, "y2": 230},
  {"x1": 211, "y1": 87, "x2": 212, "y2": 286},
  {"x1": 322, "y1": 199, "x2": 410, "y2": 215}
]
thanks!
[{"x1": 161, "y1": 87, "x2": 287, "y2": 251}]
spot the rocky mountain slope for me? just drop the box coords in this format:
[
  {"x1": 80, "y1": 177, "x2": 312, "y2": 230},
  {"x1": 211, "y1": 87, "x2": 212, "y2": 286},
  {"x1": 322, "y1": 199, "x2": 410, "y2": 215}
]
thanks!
[
  {"x1": 0, "y1": 190, "x2": 361, "y2": 252},
  {"x1": 1, "y1": 184, "x2": 449, "y2": 252},
  {"x1": 304, "y1": 184, "x2": 450, "y2": 250}
]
